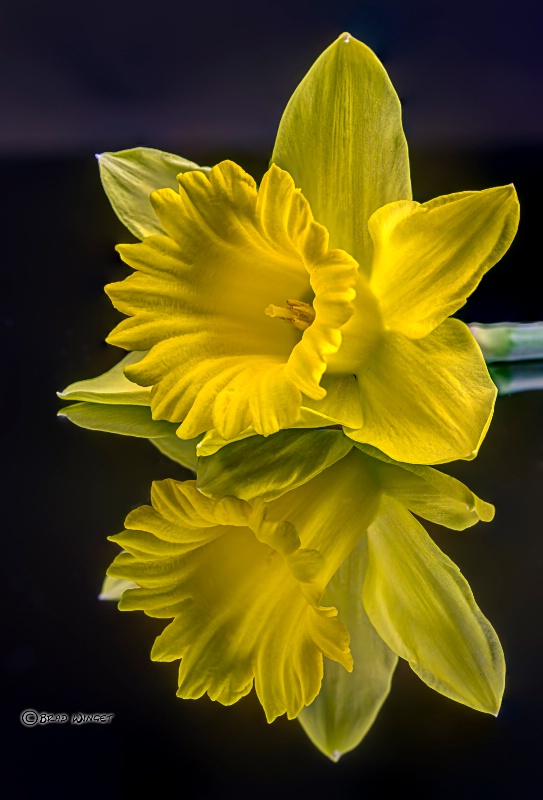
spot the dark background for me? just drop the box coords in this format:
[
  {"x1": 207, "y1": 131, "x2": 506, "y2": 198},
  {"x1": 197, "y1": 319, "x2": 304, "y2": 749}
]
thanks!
[{"x1": 2, "y1": 1, "x2": 543, "y2": 797}]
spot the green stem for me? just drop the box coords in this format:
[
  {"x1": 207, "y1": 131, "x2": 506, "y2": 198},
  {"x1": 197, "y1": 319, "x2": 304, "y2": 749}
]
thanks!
[
  {"x1": 488, "y1": 362, "x2": 543, "y2": 396},
  {"x1": 470, "y1": 322, "x2": 543, "y2": 363}
]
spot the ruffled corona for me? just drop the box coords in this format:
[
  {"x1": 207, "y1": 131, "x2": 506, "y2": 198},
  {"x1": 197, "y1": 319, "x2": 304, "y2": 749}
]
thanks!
[
  {"x1": 106, "y1": 161, "x2": 359, "y2": 441},
  {"x1": 108, "y1": 478, "x2": 355, "y2": 722}
]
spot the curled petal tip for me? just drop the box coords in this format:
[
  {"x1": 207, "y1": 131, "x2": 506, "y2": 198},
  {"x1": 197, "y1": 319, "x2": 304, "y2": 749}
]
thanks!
[
  {"x1": 340, "y1": 32, "x2": 352, "y2": 43},
  {"x1": 330, "y1": 749, "x2": 342, "y2": 762}
]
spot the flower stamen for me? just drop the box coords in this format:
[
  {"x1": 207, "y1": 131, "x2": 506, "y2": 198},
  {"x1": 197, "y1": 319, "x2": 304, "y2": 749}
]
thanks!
[{"x1": 265, "y1": 299, "x2": 315, "y2": 331}]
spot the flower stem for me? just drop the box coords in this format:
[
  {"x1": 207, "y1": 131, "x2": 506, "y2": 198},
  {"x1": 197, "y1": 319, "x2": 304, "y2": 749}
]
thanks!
[
  {"x1": 488, "y1": 362, "x2": 543, "y2": 395},
  {"x1": 470, "y1": 322, "x2": 543, "y2": 363}
]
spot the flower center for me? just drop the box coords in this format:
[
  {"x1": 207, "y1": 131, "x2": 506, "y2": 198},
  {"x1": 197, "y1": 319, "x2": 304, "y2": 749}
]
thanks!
[{"x1": 265, "y1": 300, "x2": 315, "y2": 332}]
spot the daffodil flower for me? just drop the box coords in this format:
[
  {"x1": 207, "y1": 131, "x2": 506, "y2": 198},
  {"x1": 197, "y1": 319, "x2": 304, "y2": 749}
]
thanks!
[
  {"x1": 108, "y1": 428, "x2": 503, "y2": 742},
  {"x1": 100, "y1": 33, "x2": 519, "y2": 465}
]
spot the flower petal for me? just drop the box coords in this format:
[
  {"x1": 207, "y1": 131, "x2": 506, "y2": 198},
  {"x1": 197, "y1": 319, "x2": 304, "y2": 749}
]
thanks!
[
  {"x1": 98, "y1": 575, "x2": 138, "y2": 601},
  {"x1": 107, "y1": 161, "x2": 357, "y2": 439},
  {"x1": 298, "y1": 539, "x2": 397, "y2": 761},
  {"x1": 108, "y1": 479, "x2": 352, "y2": 722},
  {"x1": 196, "y1": 373, "x2": 364, "y2": 456},
  {"x1": 352, "y1": 442, "x2": 495, "y2": 530},
  {"x1": 59, "y1": 401, "x2": 176, "y2": 438},
  {"x1": 150, "y1": 436, "x2": 201, "y2": 472},
  {"x1": 272, "y1": 33, "x2": 411, "y2": 272},
  {"x1": 58, "y1": 401, "x2": 201, "y2": 470},
  {"x1": 362, "y1": 496, "x2": 505, "y2": 714},
  {"x1": 98, "y1": 147, "x2": 210, "y2": 239},
  {"x1": 264, "y1": 450, "x2": 381, "y2": 593},
  {"x1": 57, "y1": 351, "x2": 150, "y2": 405},
  {"x1": 346, "y1": 319, "x2": 496, "y2": 464},
  {"x1": 197, "y1": 428, "x2": 353, "y2": 502},
  {"x1": 369, "y1": 186, "x2": 520, "y2": 338}
]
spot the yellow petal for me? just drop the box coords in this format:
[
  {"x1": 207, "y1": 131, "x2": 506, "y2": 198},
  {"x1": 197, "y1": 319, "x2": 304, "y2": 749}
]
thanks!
[
  {"x1": 59, "y1": 401, "x2": 176, "y2": 438},
  {"x1": 352, "y1": 442, "x2": 495, "y2": 529},
  {"x1": 362, "y1": 496, "x2": 505, "y2": 714},
  {"x1": 197, "y1": 373, "x2": 365, "y2": 454},
  {"x1": 369, "y1": 186, "x2": 520, "y2": 338},
  {"x1": 264, "y1": 449, "x2": 381, "y2": 593},
  {"x1": 57, "y1": 351, "x2": 150, "y2": 405},
  {"x1": 98, "y1": 147, "x2": 210, "y2": 239},
  {"x1": 346, "y1": 319, "x2": 496, "y2": 464},
  {"x1": 299, "y1": 539, "x2": 397, "y2": 760},
  {"x1": 272, "y1": 33, "x2": 411, "y2": 272},
  {"x1": 197, "y1": 428, "x2": 353, "y2": 502},
  {"x1": 106, "y1": 161, "x2": 358, "y2": 439},
  {"x1": 108, "y1": 479, "x2": 351, "y2": 722}
]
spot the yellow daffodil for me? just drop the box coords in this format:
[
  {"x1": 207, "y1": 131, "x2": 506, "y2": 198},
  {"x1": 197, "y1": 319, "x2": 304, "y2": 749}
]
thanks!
[
  {"x1": 100, "y1": 33, "x2": 519, "y2": 465},
  {"x1": 108, "y1": 428, "x2": 503, "y2": 747}
]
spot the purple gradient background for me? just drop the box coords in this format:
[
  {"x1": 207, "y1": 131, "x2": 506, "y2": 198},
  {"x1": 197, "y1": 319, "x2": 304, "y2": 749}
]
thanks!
[{"x1": 3, "y1": 2, "x2": 543, "y2": 798}]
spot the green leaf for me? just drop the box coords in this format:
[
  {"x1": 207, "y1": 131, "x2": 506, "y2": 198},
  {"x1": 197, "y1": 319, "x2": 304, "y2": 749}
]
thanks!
[
  {"x1": 298, "y1": 539, "x2": 397, "y2": 760},
  {"x1": 197, "y1": 428, "x2": 353, "y2": 502},
  {"x1": 97, "y1": 147, "x2": 211, "y2": 239},
  {"x1": 272, "y1": 32, "x2": 411, "y2": 272},
  {"x1": 363, "y1": 496, "x2": 505, "y2": 715},
  {"x1": 58, "y1": 351, "x2": 150, "y2": 405},
  {"x1": 489, "y1": 361, "x2": 543, "y2": 395}
]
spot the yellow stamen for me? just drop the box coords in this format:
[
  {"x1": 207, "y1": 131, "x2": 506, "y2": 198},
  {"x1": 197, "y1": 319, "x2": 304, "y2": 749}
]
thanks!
[{"x1": 265, "y1": 300, "x2": 315, "y2": 331}]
